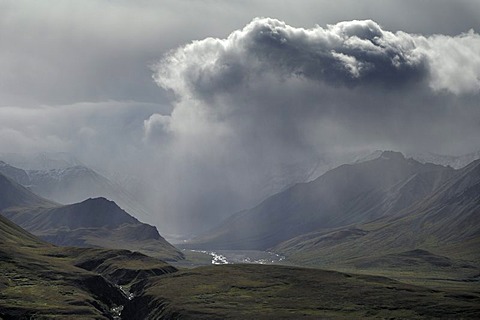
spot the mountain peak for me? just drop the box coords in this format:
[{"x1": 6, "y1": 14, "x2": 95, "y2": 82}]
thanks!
[
  {"x1": 83, "y1": 197, "x2": 113, "y2": 204},
  {"x1": 380, "y1": 151, "x2": 405, "y2": 161}
]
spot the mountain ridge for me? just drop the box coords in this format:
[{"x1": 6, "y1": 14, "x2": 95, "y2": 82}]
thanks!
[
  {"x1": 273, "y1": 158, "x2": 480, "y2": 268},
  {"x1": 0, "y1": 159, "x2": 155, "y2": 225},
  {"x1": 0, "y1": 172, "x2": 183, "y2": 261},
  {"x1": 185, "y1": 151, "x2": 457, "y2": 250}
]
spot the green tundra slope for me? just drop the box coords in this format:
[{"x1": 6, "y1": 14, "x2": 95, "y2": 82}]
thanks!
[
  {"x1": 123, "y1": 264, "x2": 480, "y2": 319},
  {"x1": 0, "y1": 214, "x2": 177, "y2": 319},
  {"x1": 1, "y1": 198, "x2": 479, "y2": 319}
]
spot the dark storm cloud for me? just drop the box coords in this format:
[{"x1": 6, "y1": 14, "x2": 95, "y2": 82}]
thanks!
[
  {"x1": 154, "y1": 18, "x2": 478, "y2": 100},
  {"x1": 150, "y1": 18, "x2": 480, "y2": 144},
  {"x1": 145, "y1": 18, "x2": 480, "y2": 232}
]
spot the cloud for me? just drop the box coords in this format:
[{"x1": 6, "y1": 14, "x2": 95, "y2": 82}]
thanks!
[
  {"x1": 150, "y1": 18, "x2": 480, "y2": 155},
  {"x1": 143, "y1": 18, "x2": 480, "y2": 232},
  {"x1": 155, "y1": 18, "x2": 479, "y2": 99},
  {"x1": 1, "y1": 1, "x2": 479, "y2": 234},
  {"x1": 416, "y1": 30, "x2": 480, "y2": 94},
  {"x1": 0, "y1": 102, "x2": 167, "y2": 167}
]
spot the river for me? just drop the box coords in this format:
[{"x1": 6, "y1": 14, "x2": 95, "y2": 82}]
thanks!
[{"x1": 188, "y1": 249, "x2": 285, "y2": 265}]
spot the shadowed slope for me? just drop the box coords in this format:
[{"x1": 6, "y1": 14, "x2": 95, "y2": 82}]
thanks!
[
  {"x1": 0, "y1": 172, "x2": 183, "y2": 261},
  {"x1": 0, "y1": 172, "x2": 55, "y2": 211},
  {"x1": 274, "y1": 160, "x2": 480, "y2": 273},
  {"x1": 187, "y1": 151, "x2": 455, "y2": 250}
]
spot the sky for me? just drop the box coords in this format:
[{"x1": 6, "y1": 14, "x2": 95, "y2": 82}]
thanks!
[{"x1": 1, "y1": 0, "x2": 479, "y2": 234}]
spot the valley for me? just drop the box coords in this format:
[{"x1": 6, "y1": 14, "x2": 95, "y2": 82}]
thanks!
[
  {"x1": 1, "y1": 151, "x2": 479, "y2": 319},
  {"x1": 179, "y1": 249, "x2": 286, "y2": 266},
  {"x1": 2, "y1": 3, "x2": 480, "y2": 318}
]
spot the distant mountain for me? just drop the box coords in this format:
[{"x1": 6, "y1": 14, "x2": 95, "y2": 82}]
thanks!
[
  {"x1": 0, "y1": 170, "x2": 55, "y2": 211},
  {"x1": 0, "y1": 160, "x2": 154, "y2": 225},
  {"x1": 0, "y1": 151, "x2": 84, "y2": 170},
  {"x1": 274, "y1": 158, "x2": 480, "y2": 268},
  {"x1": 406, "y1": 150, "x2": 480, "y2": 169},
  {"x1": 0, "y1": 172, "x2": 183, "y2": 261},
  {"x1": 355, "y1": 149, "x2": 480, "y2": 169},
  {"x1": 186, "y1": 151, "x2": 457, "y2": 250}
]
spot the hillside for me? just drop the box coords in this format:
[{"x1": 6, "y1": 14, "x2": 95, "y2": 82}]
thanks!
[
  {"x1": 186, "y1": 151, "x2": 456, "y2": 250},
  {"x1": 274, "y1": 159, "x2": 480, "y2": 274},
  {"x1": 123, "y1": 264, "x2": 480, "y2": 319},
  {"x1": 0, "y1": 214, "x2": 177, "y2": 319},
  {"x1": 3, "y1": 212, "x2": 479, "y2": 319},
  {"x1": 0, "y1": 172, "x2": 183, "y2": 261}
]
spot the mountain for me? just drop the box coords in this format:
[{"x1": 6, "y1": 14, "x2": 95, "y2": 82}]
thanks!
[
  {"x1": 0, "y1": 151, "x2": 84, "y2": 170},
  {"x1": 0, "y1": 172, "x2": 183, "y2": 261},
  {"x1": 186, "y1": 151, "x2": 456, "y2": 250},
  {"x1": 0, "y1": 210, "x2": 177, "y2": 319},
  {"x1": 273, "y1": 159, "x2": 480, "y2": 271},
  {"x1": 354, "y1": 149, "x2": 480, "y2": 169},
  {"x1": 407, "y1": 150, "x2": 480, "y2": 169},
  {"x1": 0, "y1": 170, "x2": 55, "y2": 211},
  {"x1": 3, "y1": 210, "x2": 478, "y2": 319},
  {"x1": 0, "y1": 158, "x2": 154, "y2": 225}
]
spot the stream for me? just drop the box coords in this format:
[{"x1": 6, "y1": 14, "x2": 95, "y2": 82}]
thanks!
[{"x1": 189, "y1": 249, "x2": 285, "y2": 265}]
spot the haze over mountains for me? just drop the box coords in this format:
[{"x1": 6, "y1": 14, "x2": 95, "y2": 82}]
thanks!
[
  {"x1": 276, "y1": 156, "x2": 480, "y2": 267},
  {"x1": 0, "y1": 153, "x2": 154, "y2": 226},
  {"x1": 2, "y1": 150, "x2": 479, "y2": 318},
  {"x1": 0, "y1": 171, "x2": 183, "y2": 261},
  {"x1": 0, "y1": 149, "x2": 479, "y2": 318},
  {"x1": 2, "y1": 149, "x2": 478, "y2": 238},
  {"x1": 186, "y1": 151, "x2": 479, "y2": 261}
]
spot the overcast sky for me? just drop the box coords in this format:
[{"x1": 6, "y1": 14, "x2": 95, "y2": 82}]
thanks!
[{"x1": 1, "y1": 0, "x2": 479, "y2": 234}]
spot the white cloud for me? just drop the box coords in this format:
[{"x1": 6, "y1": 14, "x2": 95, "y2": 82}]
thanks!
[{"x1": 414, "y1": 30, "x2": 480, "y2": 94}]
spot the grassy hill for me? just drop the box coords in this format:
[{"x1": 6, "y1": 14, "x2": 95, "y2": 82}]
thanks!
[
  {"x1": 0, "y1": 214, "x2": 177, "y2": 319},
  {"x1": 123, "y1": 264, "x2": 480, "y2": 319},
  {"x1": 1, "y1": 194, "x2": 479, "y2": 319}
]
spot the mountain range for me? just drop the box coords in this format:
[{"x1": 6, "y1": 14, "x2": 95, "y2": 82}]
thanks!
[
  {"x1": 3, "y1": 201, "x2": 478, "y2": 319},
  {"x1": 275, "y1": 156, "x2": 480, "y2": 268},
  {"x1": 0, "y1": 172, "x2": 183, "y2": 261},
  {"x1": 186, "y1": 152, "x2": 455, "y2": 248},
  {"x1": 0, "y1": 157, "x2": 154, "y2": 225},
  {"x1": 185, "y1": 151, "x2": 480, "y2": 275},
  {"x1": 1, "y1": 150, "x2": 479, "y2": 318}
]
